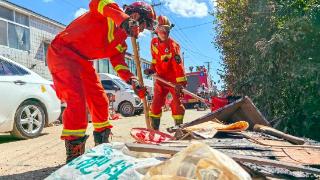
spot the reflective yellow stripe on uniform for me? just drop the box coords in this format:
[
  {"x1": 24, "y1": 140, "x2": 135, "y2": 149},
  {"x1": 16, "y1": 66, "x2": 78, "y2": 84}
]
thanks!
[
  {"x1": 172, "y1": 115, "x2": 184, "y2": 120},
  {"x1": 114, "y1": 65, "x2": 129, "y2": 72},
  {"x1": 107, "y1": 17, "x2": 115, "y2": 43},
  {"x1": 152, "y1": 45, "x2": 159, "y2": 54},
  {"x1": 161, "y1": 53, "x2": 172, "y2": 61},
  {"x1": 93, "y1": 120, "x2": 112, "y2": 129},
  {"x1": 152, "y1": 59, "x2": 156, "y2": 64},
  {"x1": 116, "y1": 44, "x2": 127, "y2": 53},
  {"x1": 176, "y1": 76, "x2": 187, "y2": 83},
  {"x1": 98, "y1": 0, "x2": 114, "y2": 14},
  {"x1": 149, "y1": 112, "x2": 162, "y2": 118},
  {"x1": 62, "y1": 129, "x2": 86, "y2": 137}
]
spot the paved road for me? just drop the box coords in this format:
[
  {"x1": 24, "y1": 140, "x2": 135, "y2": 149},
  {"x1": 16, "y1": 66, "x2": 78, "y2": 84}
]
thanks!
[{"x1": 0, "y1": 109, "x2": 210, "y2": 179}]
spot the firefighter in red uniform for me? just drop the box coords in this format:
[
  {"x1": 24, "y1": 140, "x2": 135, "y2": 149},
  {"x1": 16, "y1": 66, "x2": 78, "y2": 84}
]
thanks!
[
  {"x1": 144, "y1": 16, "x2": 187, "y2": 130},
  {"x1": 47, "y1": 0, "x2": 156, "y2": 162}
]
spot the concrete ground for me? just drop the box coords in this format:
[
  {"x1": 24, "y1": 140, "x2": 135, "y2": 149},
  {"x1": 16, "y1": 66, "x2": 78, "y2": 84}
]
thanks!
[{"x1": 0, "y1": 109, "x2": 210, "y2": 180}]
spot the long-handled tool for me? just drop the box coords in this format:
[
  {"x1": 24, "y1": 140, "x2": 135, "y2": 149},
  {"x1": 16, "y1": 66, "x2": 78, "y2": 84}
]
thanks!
[
  {"x1": 153, "y1": 75, "x2": 210, "y2": 105},
  {"x1": 131, "y1": 37, "x2": 151, "y2": 129}
]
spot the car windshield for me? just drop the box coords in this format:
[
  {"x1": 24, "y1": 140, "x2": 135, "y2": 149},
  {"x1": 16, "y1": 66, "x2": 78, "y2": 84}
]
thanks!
[{"x1": 113, "y1": 79, "x2": 131, "y2": 90}]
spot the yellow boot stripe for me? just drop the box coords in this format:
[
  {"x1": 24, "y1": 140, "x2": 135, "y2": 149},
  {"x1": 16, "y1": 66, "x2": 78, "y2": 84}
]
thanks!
[
  {"x1": 149, "y1": 112, "x2": 162, "y2": 118},
  {"x1": 172, "y1": 115, "x2": 184, "y2": 120},
  {"x1": 93, "y1": 120, "x2": 112, "y2": 128},
  {"x1": 62, "y1": 129, "x2": 86, "y2": 136}
]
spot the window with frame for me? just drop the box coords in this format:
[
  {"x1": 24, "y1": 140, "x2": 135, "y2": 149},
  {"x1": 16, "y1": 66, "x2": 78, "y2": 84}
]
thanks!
[
  {"x1": 101, "y1": 80, "x2": 118, "y2": 90},
  {"x1": 8, "y1": 23, "x2": 30, "y2": 51},
  {"x1": 0, "y1": 5, "x2": 30, "y2": 51},
  {"x1": 0, "y1": 6, "x2": 14, "y2": 21},
  {"x1": 0, "y1": 20, "x2": 7, "y2": 46}
]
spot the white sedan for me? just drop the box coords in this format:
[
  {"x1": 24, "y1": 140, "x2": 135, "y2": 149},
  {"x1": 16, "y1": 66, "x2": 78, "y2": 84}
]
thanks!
[{"x1": 0, "y1": 55, "x2": 61, "y2": 139}]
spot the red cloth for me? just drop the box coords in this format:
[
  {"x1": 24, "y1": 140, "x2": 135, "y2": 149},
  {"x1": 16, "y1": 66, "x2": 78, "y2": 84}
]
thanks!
[
  {"x1": 211, "y1": 97, "x2": 229, "y2": 111},
  {"x1": 47, "y1": 0, "x2": 134, "y2": 140}
]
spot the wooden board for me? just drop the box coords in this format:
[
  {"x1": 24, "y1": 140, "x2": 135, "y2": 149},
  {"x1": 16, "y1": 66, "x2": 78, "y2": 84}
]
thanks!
[{"x1": 170, "y1": 96, "x2": 270, "y2": 132}]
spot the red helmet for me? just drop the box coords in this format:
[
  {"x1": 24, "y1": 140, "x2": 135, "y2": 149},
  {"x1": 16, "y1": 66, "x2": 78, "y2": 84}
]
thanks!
[{"x1": 124, "y1": 1, "x2": 156, "y2": 30}]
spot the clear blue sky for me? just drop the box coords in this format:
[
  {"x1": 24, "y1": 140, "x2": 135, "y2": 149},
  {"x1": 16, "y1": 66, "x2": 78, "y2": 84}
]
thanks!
[{"x1": 8, "y1": 0, "x2": 222, "y2": 88}]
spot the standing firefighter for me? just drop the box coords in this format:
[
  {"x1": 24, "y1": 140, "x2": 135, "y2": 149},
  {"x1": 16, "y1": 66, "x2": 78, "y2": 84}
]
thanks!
[
  {"x1": 47, "y1": 0, "x2": 156, "y2": 163},
  {"x1": 144, "y1": 16, "x2": 187, "y2": 130}
]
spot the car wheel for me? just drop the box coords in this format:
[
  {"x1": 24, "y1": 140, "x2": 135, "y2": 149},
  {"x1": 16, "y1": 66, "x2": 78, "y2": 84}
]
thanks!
[
  {"x1": 11, "y1": 100, "x2": 46, "y2": 139},
  {"x1": 119, "y1": 101, "x2": 134, "y2": 117}
]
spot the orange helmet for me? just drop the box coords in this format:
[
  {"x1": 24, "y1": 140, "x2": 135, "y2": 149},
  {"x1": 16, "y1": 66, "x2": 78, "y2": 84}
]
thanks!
[
  {"x1": 155, "y1": 15, "x2": 174, "y2": 34},
  {"x1": 157, "y1": 15, "x2": 171, "y2": 27},
  {"x1": 124, "y1": 1, "x2": 156, "y2": 31}
]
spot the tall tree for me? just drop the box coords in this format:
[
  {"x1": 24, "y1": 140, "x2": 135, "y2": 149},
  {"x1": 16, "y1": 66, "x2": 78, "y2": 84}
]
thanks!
[{"x1": 214, "y1": 0, "x2": 320, "y2": 140}]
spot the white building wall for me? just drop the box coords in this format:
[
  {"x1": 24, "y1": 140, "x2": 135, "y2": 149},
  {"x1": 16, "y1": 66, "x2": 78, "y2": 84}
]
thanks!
[{"x1": 0, "y1": 14, "x2": 63, "y2": 80}]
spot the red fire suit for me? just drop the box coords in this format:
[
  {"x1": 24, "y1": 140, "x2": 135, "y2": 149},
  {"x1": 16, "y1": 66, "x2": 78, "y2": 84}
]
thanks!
[
  {"x1": 149, "y1": 37, "x2": 187, "y2": 124},
  {"x1": 47, "y1": 0, "x2": 134, "y2": 140}
]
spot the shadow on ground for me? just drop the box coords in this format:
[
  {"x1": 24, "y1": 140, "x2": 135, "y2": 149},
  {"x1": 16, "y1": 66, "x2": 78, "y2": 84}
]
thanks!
[
  {"x1": 0, "y1": 135, "x2": 21, "y2": 144},
  {"x1": 0, "y1": 165, "x2": 62, "y2": 180},
  {"x1": 0, "y1": 133, "x2": 50, "y2": 144}
]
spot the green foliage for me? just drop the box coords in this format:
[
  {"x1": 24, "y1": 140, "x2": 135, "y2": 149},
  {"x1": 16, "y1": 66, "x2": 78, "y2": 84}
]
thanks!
[{"x1": 214, "y1": 0, "x2": 320, "y2": 140}]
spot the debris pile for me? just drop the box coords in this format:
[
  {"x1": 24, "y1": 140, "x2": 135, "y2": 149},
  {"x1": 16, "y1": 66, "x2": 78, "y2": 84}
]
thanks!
[{"x1": 48, "y1": 97, "x2": 320, "y2": 179}]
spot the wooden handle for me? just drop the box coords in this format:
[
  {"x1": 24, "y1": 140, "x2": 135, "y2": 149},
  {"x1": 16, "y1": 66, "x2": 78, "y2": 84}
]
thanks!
[
  {"x1": 131, "y1": 37, "x2": 151, "y2": 129},
  {"x1": 253, "y1": 124, "x2": 305, "y2": 145},
  {"x1": 153, "y1": 75, "x2": 208, "y2": 104}
]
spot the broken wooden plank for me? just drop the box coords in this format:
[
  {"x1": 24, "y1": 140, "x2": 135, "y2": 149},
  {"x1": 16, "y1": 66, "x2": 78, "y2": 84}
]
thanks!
[
  {"x1": 167, "y1": 96, "x2": 270, "y2": 133},
  {"x1": 125, "y1": 143, "x2": 320, "y2": 175},
  {"x1": 253, "y1": 124, "x2": 305, "y2": 145}
]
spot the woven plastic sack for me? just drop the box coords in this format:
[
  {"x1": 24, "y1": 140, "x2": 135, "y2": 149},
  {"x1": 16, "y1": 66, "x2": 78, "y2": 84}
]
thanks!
[
  {"x1": 144, "y1": 142, "x2": 251, "y2": 180},
  {"x1": 46, "y1": 143, "x2": 161, "y2": 180}
]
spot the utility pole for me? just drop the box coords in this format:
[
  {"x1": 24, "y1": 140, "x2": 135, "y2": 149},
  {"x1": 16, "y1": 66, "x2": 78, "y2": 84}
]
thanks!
[{"x1": 204, "y1": 61, "x2": 212, "y2": 74}]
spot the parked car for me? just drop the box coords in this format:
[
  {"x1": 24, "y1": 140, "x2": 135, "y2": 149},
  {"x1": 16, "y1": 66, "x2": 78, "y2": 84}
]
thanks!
[
  {"x1": 0, "y1": 55, "x2": 61, "y2": 139},
  {"x1": 99, "y1": 73, "x2": 143, "y2": 117}
]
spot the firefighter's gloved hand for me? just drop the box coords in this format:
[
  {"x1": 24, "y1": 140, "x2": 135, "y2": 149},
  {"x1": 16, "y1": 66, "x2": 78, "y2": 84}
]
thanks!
[
  {"x1": 143, "y1": 68, "x2": 155, "y2": 76},
  {"x1": 175, "y1": 84, "x2": 184, "y2": 98},
  {"x1": 130, "y1": 78, "x2": 147, "y2": 99},
  {"x1": 121, "y1": 18, "x2": 140, "y2": 38}
]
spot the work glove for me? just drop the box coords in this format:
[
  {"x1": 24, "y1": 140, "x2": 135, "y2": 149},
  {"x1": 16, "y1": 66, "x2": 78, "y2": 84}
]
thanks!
[
  {"x1": 130, "y1": 77, "x2": 147, "y2": 99},
  {"x1": 175, "y1": 84, "x2": 184, "y2": 98},
  {"x1": 121, "y1": 18, "x2": 140, "y2": 38},
  {"x1": 143, "y1": 68, "x2": 155, "y2": 76}
]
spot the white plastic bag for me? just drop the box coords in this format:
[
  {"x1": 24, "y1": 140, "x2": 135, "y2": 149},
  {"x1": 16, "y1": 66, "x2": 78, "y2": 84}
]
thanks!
[{"x1": 144, "y1": 142, "x2": 251, "y2": 180}]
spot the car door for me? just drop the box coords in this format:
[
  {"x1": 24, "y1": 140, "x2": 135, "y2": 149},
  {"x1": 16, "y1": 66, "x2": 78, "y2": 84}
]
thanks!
[{"x1": 0, "y1": 59, "x2": 31, "y2": 125}]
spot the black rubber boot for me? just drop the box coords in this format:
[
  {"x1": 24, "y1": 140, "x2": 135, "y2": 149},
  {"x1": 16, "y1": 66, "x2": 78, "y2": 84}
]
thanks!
[
  {"x1": 93, "y1": 128, "x2": 111, "y2": 146},
  {"x1": 151, "y1": 117, "x2": 160, "y2": 130},
  {"x1": 65, "y1": 135, "x2": 89, "y2": 163}
]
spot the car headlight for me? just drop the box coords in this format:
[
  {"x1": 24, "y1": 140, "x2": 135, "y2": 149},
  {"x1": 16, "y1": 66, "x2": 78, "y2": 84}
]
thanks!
[{"x1": 135, "y1": 97, "x2": 141, "y2": 105}]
